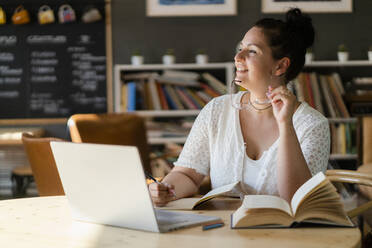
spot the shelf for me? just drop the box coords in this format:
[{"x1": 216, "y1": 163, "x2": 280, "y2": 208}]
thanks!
[
  {"x1": 132, "y1": 110, "x2": 200, "y2": 117},
  {"x1": 328, "y1": 118, "x2": 358, "y2": 123},
  {"x1": 305, "y1": 60, "x2": 372, "y2": 67},
  {"x1": 115, "y1": 62, "x2": 235, "y2": 70},
  {"x1": 148, "y1": 137, "x2": 187, "y2": 145},
  {"x1": 329, "y1": 154, "x2": 358, "y2": 160}
]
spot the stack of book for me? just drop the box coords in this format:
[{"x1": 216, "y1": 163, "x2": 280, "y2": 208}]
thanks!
[
  {"x1": 293, "y1": 72, "x2": 357, "y2": 156},
  {"x1": 345, "y1": 77, "x2": 372, "y2": 115},
  {"x1": 120, "y1": 70, "x2": 227, "y2": 111},
  {"x1": 330, "y1": 122, "x2": 357, "y2": 155},
  {"x1": 293, "y1": 72, "x2": 350, "y2": 118}
]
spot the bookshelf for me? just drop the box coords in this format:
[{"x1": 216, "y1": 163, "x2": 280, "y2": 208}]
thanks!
[
  {"x1": 114, "y1": 62, "x2": 234, "y2": 144},
  {"x1": 303, "y1": 60, "x2": 372, "y2": 161},
  {"x1": 305, "y1": 60, "x2": 372, "y2": 67},
  {"x1": 114, "y1": 61, "x2": 370, "y2": 164}
]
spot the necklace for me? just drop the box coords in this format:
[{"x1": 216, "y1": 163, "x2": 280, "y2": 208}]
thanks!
[
  {"x1": 253, "y1": 98, "x2": 271, "y2": 105},
  {"x1": 248, "y1": 97, "x2": 272, "y2": 113}
]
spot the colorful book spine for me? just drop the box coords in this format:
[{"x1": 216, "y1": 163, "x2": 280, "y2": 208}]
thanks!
[
  {"x1": 202, "y1": 72, "x2": 227, "y2": 95},
  {"x1": 327, "y1": 75, "x2": 350, "y2": 118},
  {"x1": 200, "y1": 83, "x2": 220, "y2": 98},
  {"x1": 148, "y1": 77, "x2": 162, "y2": 110},
  {"x1": 162, "y1": 85, "x2": 177, "y2": 110},
  {"x1": 156, "y1": 83, "x2": 169, "y2": 110},
  {"x1": 175, "y1": 87, "x2": 198, "y2": 109},
  {"x1": 165, "y1": 85, "x2": 185, "y2": 110},
  {"x1": 127, "y1": 82, "x2": 136, "y2": 112},
  {"x1": 186, "y1": 88, "x2": 206, "y2": 108},
  {"x1": 305, "y1": 73, "x2": 315, "y2": 108},
  {"x1": 196, "y1": 91, "x2": 212, "y2": 103},
  {"x1": 120, "y1": 84, "x2": 127, "y2": 112},
  {"x1": 309, "y1": 72, "x2": 324, "y2": 115}
]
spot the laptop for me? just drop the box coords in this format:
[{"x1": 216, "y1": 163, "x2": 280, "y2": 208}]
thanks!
[{"x1": 50, "y1": 141, "x2": 220, "y2": 233}]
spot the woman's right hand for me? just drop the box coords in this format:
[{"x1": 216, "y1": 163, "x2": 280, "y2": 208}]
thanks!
[{"x1": 148, "y1": 182, "x2": 176, "y2": 207}]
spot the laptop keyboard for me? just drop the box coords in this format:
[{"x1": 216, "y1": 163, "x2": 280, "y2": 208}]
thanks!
[{"x1": 155, "y1": 210, "x2": 193, "y2": 225}]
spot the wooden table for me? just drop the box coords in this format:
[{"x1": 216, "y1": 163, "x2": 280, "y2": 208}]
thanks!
[{"x1": 0, "y1": 196, "x2": 361, "y2": 248}]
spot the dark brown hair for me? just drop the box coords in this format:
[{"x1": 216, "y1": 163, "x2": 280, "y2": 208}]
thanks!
[{"x1": 255, "y1": 8, "x2": 314, "y2": 82}]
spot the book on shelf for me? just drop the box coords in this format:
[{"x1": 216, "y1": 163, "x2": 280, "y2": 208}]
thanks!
[
  {"x1": 162, "y1": 70, "x2": 200, "y2": 80},
  {"x1": 202, "y1": 72, "x2": 227, "y2": 95},
  {"x1": 155, "y1": 75, "x2": 201, "y2": 87},
  {"x1": 330, "y1": 122, "x2": 357, "y2": 155},
  {"x1": 326, "y1": 75, "x2": 350, "y2": 118},
  {"x1": 127, "y1": 82, "x2": 136, "y2": 112},
  {"x1": 309, "y1": 72, "x2": 324, "y2": 115},
  {"x1": 231, "y1": 172, "x2": 354, "y2": 229},
  {"x1": 175, "y1": 86, "x2": 199, "y2": 110},
  {"x1": 120, "y1": 70, "x2": 227, "y2": 111},
  {"x1": 120, "y1": 84, "x2": 127, "y2": 112},
  {"x1": 156, "y1": 83, "x2": 169, "y2": 110},
  {"x1": 148, "y1": 76, "x2": 162, "y2": 110},
  {"x1": 165, "y1": 85, "x2": 185, "y2": 110},
  {"x1": 294, "y1": 72, "x2": 350, "y2": 118}
]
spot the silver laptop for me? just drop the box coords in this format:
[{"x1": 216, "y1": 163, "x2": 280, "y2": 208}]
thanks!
[{"x1": 50, "y1": 141, "x2": 220, "y2": 233}]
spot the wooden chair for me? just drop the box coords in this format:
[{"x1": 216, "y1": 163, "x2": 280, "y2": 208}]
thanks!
[
  {"x1": 68, "y1": 113, "x2": 152, "y2": 174},
  {"x1": 21, "y1": 133, "x2": 65, "y2": 196},
  {"x1": 10, "y1": 129, "x2": 45, "y2": 197}
]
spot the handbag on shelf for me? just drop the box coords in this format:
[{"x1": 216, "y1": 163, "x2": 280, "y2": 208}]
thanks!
[
  {"x1": 12, "y1": 5, "x2": 30, "y2": 25},
  {"x1": 0, "y1": 7, "x2": 6, "y2": 24},
  {"x1": 38, "y1": 5, "x2": 55, "y2": 25},
  {"x1": 81, "y1": 6, "x2": 102, "y2": 23},
  {"x1": 58, "y1": 4, "x2": 76, "y2": 24}
]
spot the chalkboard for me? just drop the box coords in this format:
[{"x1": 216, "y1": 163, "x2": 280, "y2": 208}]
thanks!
[{"x1": 0, "y1": 0, "x2": 109, "y2": 119}]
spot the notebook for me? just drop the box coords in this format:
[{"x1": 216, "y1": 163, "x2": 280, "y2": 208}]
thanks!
[{"x1": 50, "y1": 141, "x2": 220, "y2": 233}]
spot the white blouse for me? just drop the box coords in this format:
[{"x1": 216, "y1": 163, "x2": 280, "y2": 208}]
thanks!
[{"x1": 174, "y1": 91, "x2": 330, "y2": 196}]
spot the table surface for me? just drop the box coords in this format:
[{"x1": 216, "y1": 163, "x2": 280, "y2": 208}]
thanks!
[{"x1": 0, "y1": 196, "x2": 361, "y2": 248}]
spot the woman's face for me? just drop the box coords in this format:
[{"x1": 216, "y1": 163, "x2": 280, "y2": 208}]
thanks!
[{"x1": 234, "y1": 27, "x2": 278, "y2": 93}]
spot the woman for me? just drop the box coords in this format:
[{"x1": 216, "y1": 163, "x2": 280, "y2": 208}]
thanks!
[{"x1": 149, "y1": 8, "x2": 330, "y2": 206}]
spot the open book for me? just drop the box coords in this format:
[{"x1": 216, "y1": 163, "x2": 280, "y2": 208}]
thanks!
[
  {"x1": 157, "y1": 181, "x2": 242, "y2": 210},
  {"x1": 231, "y1": 172, "x2": 354, "y2": 228}
]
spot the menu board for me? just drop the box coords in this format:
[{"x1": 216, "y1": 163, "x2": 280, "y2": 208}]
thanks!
[{"x1": 0, "y1": 0, "x2": 107, "y2": 119}]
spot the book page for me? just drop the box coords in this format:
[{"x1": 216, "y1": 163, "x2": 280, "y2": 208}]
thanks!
[
  {"x1": 156, "y1": 181, "x2": 240, "y2": 210},
  {"x1": 193, "y1": 181, "x2": 241, "y2": 207},
  {"x1": 291, "y1": 172, "x2": 326, "y2": 214},
  {"x1": 242, "y1": 195, "x2": 292, "y2": 216},
  {"x1": 156, "y1": 198, "x2": 201, "y2": 210}
]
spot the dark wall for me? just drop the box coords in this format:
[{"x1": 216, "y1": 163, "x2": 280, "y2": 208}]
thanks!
[{"x1": 112, "y1": 0, "x2": 372, "y2": 64}]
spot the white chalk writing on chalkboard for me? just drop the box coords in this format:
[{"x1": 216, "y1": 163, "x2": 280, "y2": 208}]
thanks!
[
  {"x1": 31, "y1": 76, "x2": 57, "y2": 83},
  {"x1": 31, "y1": 51, "x2": 56, "y2": 58},
  {"x1": 0, "y1": 36, "x2": 17, "y2": 46},
  {"x1": 31, "y1": 67, "x2": 55, "y2": 74},
  {"x1": 0, "y1": 66, "x2": 23, "y2": 76},
  {"x1": 0, "y1": 91, "x2": 19, "y2": 98},
  {"x1": 0, "y1": 78, "x2": 21, "y2": 84},
  {"x1": 67, "y1": 46, "x2": 86, "y2": 53},
  {"x1": 27, "y1": 35, "x2": 67, "y2": 44},
  {"x1": 31, "y1": 59, "x2": 58, "y2": 65},
  {"x1": 0, "y1": 53, "x2": 15, "y2": 62}
]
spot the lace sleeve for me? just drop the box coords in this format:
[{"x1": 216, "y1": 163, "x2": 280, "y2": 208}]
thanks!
[
  {"x1": 300, "y1": 120, "x2": 330, "y2": 175},
  {"x1": 173, "y1": 100, "x2": 214, "y2": 176}
]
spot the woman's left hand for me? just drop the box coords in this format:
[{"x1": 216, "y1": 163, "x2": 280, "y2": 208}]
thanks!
[{"x1": 267, "y1": 85, "x2": 298, "y2": 126}]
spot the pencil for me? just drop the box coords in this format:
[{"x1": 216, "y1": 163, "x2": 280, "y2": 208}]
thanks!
[{"x1": 145, "y1": 172, "x2": 177, "y2": 198}]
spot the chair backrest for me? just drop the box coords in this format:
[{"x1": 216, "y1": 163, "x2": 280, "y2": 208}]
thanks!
[
  {"x1": 22, "y1": 133, "x2": 65, "y2": 196},
  {"x1": 68, "y1": 113, "x2": 151, "y2": 174},
  {"x1": 362, "y1": 117, "x2": 372, "y2": 165}
]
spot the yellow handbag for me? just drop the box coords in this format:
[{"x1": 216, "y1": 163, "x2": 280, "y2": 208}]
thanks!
[
  {"x1": 12, "y1": 5, "x2": 30, "y2": 25},
  {"x1": 38, "y1": 5, "x2": 55, "y2": 25},
  {"x1": 0, "y1": 7, "x2": 6, "y2": 24}
]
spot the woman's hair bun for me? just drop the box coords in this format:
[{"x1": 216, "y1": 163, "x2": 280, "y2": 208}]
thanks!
[{"x1": 285, "y1": 8, "x2": 314, "y2": 49}]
